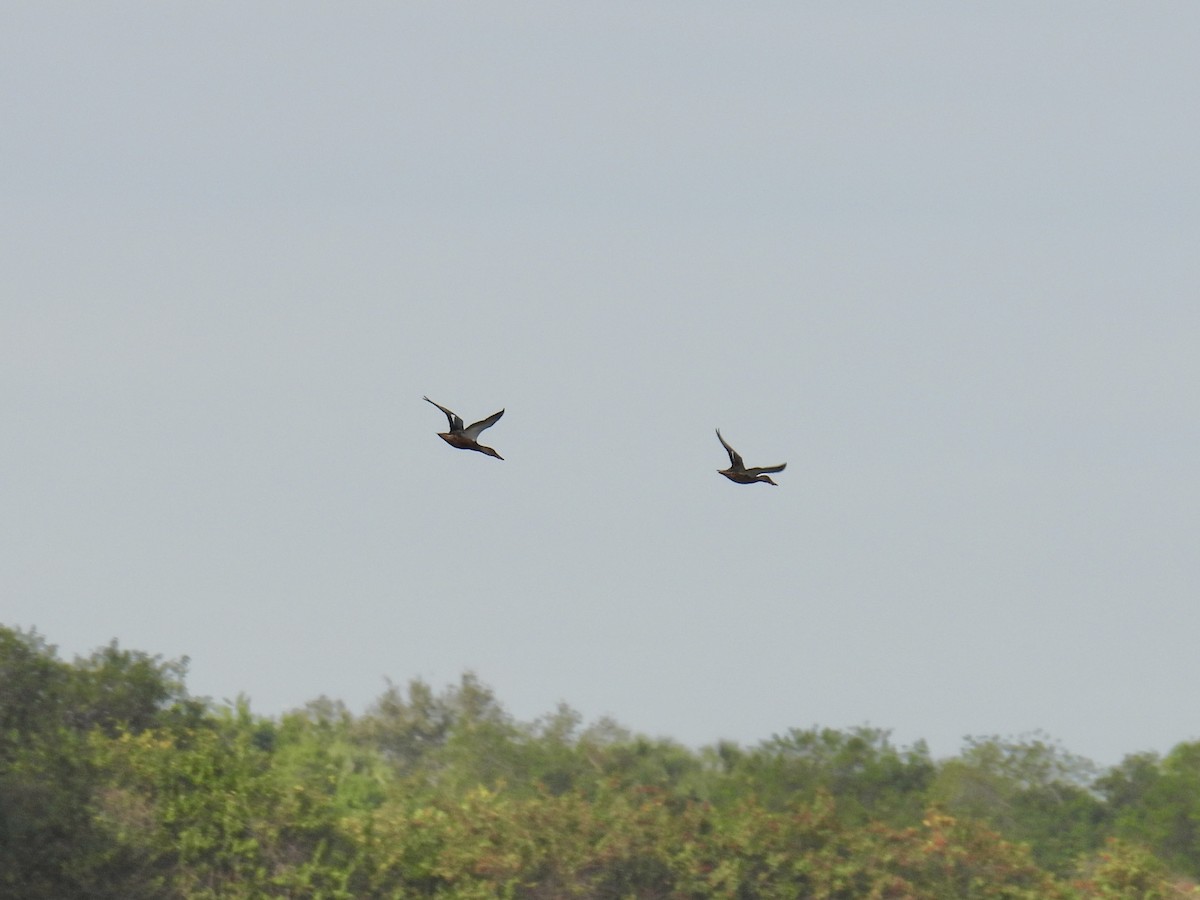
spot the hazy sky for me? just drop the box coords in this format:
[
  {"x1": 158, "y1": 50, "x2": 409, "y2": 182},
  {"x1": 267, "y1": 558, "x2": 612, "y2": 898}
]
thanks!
[{"x1": 4, "y1": 4, "x2": 1198, "y2": 766}]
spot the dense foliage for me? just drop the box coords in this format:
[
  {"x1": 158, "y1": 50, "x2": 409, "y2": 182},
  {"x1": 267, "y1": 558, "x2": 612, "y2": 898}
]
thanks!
[{"x1": 1, "y1": 625, "x2": 1197, "y2": 898}]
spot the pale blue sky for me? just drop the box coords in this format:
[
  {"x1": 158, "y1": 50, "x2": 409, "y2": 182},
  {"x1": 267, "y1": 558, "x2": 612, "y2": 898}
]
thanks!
[{"x1": 3, "y1": 4, "x2": 1199, "y2": 765}]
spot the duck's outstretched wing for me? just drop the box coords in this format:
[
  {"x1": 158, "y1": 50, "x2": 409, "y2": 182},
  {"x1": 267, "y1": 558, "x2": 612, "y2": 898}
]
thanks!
[
  {"x1": 746, "y1": 462, "x2": 786, "y2": 476},
  {"x1": 716, "y1": 429, "x2": 744, "y2": 470},
  {"x1": 464, "y1": 408, "x2": 504, "y2": 439},
  {"x1": 424, "y1": 396, "x2": 464, "y2": 432}
]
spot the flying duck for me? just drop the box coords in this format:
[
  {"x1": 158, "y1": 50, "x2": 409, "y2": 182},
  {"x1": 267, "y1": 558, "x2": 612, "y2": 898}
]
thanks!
[
  {"x1": 716, "y1": 429, "x2": 785, "y2": 485},
  {"x1": 424, "y1": 396, "x2": 505, "y2": 459}
]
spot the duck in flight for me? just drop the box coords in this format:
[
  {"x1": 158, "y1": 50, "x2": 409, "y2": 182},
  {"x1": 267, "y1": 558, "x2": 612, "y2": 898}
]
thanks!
[
  {"x1": 716, "y1": 429, "x2": 785, "y2": 485},
  {"x1": 424, "y1": 396, "x2": 505, "y2": 460}
]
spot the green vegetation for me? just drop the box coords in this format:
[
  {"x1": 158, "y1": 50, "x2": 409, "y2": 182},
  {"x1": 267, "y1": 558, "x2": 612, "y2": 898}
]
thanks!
[{"x1": 1, "y1": 624, "x2": 1197, "y2": 898}]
